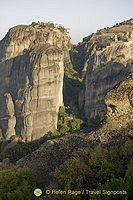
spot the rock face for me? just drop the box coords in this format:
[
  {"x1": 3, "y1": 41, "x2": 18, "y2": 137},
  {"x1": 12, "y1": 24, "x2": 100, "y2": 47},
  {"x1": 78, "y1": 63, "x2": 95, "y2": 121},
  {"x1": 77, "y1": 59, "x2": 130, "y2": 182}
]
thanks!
[
  {"x1": 89, "y1": 75, "x2": 133, "y2": 143},
  {"x1": 0, "y1": 93, "x2": 16, "y2": 139},
  {"x1": 0, "y1": 24, "x2": 70, "y2": 141},
  {"x1": 17, "y1": 133, "x2": 94, "y2": 184},
  {"x1": 103, "y1": 75, "x2": 133, "y2": 133},
  {"x1": 17, "y1": 76, "x2": 133, "y2": 184},
  {"x1": 8, "y1": 20, "x2": 133, "y2": 185},
  {"x1": 79, "y1": 37, "x2": 133, "y2": 120}
]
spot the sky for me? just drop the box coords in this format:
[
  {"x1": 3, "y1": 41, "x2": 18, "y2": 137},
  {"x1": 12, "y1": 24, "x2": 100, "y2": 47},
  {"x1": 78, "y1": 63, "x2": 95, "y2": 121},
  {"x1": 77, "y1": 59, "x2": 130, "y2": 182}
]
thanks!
[{"x1": 0, "y1": 0, "x2": 133, "y2": 44}]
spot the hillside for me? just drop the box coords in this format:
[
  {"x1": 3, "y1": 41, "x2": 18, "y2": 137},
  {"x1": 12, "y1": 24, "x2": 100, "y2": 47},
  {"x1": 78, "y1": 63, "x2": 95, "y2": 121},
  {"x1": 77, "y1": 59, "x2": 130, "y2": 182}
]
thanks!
[
  {"x1": 0, "y1": 19, "x2": 133, "y2": 200},
  {"x1": 75, "y1": 20, "x2": 133, "y2": 122},
  {"x1": 96, "y1": 18, "x2": 133, "y2": 34}
]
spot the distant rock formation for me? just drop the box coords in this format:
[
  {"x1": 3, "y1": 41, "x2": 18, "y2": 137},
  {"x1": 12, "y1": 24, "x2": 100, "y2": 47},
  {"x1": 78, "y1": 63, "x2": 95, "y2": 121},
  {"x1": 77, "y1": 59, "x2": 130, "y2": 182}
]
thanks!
[
  {"x1": 89, "y1": 75, "x2": 133, "y2": 143},
  {"x1": 17, "y1": 76, "x2": 133, "y2": 184},
  {"x1": 0, "y1": 93, "x2": 16, "y2": 139},
  {"x1": 79, "y1": 34, "x2": 133, "y2": 120},
  {"x1": 9, "y1": 20, "x2": 133, "y2": 185},
  {"x1": 0, "y1": 24, "x2": 70, "y2": 141}
]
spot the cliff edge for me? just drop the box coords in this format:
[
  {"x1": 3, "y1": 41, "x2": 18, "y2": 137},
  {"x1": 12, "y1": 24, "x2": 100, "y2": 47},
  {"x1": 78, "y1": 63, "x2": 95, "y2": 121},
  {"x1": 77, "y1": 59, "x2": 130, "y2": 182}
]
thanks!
[
  {"x1": 0, "y1": 23, "x2": 70, "y2": 141},
  {"x1": 78, "y1": 21, "x2": 133, "y2": 120}
]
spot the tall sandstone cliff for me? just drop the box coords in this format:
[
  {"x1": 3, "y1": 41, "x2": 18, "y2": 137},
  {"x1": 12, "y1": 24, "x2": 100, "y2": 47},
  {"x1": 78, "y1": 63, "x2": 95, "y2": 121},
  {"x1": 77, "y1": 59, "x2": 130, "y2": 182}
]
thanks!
[
  {"x1": 78, "y1": 26, "x2": 133, "y2": 120},
  {"x1": 0, "y1": 24, "x2": 70, "y2": 141},
  {"x1": 17, "y1": 75, "x2": 133, "y2": 184}
]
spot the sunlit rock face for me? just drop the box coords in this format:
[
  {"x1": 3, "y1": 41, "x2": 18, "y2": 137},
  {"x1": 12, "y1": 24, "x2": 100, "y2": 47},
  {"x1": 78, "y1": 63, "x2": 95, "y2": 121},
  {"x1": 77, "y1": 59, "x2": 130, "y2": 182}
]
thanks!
[
  {"x1": 79, "y1": 39, "x2": 133, "y2": 120},
  {"x1": 88, "y1": 75, "x2": 133, "y2": 144},
  {"x1": 0, "y1": 25, "x2": 70, "y2": 141}
]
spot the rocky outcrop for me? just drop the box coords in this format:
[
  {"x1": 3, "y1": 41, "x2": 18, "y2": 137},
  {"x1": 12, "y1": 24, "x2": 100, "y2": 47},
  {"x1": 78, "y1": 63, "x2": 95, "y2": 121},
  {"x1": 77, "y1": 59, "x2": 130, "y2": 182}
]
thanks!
[
  {"x1": 79, "y1": 38, "x2": 133, "y2": 120},
  {"x1": 0, "y1": 93, "x2": 16, "y2": 139},
  {"x1": 14, "y1": 21, "x2": 133, "y2": 185},
  {"x1": 0, "y1": 24, "x2": 70, "y2": 141},
  {"x1": 17, "y1": 133, "x2": 95, "y2": 184},
  {"x1": 89, "y1": 75, "x2": 133, "y2": 143},
  {"x1": 16, "y1": 76, "x2": 133, "y2": 184}
]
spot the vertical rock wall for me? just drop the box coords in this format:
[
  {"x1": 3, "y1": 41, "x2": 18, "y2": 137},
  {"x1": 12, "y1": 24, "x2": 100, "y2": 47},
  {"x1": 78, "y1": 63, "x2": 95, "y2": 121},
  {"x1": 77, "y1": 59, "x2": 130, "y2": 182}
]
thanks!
[
  {"x1": 79, "y1": 42, "x2": 133, "y2": 120},
  {"x1": 0, "y1": 25, "x2": 70, "y2": 141}
]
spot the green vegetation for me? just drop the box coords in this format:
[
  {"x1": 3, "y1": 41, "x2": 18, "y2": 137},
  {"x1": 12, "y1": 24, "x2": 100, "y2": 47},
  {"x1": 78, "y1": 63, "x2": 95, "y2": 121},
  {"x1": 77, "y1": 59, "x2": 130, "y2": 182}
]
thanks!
[
  {"x1": 31, "y1": 21, "x2": 46, "y2": 28},
  {"x1": 117, "y1": 35, "x2": 128, "y2": 42},
  {"x1": 31, "y1": 21, "x2": 66, "y2": 34},
  {"x1": 99, "y1": 18, "x2": 133, "y2": 30},
  {"x1": 64, "y1": 61, "x2": 84, "y2": 106},
  {"x1": 47, "y1": 109, "x2": 100, "y2": 140},
  {"x1": 0, "y1": 108, "x2": 99, "y2": 163},
  {"x1": 46, "y1": 44, "x2": 101, "y2": 140},
  {"x1": 64, "y1": 44, "x2": 85, "y2": 111},
  {"x1": 58, "y1": 26, "x2": 65, "y2": 33},
  {"x1": 68, "y1": 117, "x2": 83, "y2": 132},
  {"x1": 119, "y1": 18, "x2": 133, "y2": 26},
  {"x1": 96, "y1": 45, "x2": 106, "y2": 51},
  {"x1": 97, "y1": 40, "x2": 112, "y2": 51},
  {"x1": 0, "y1": 164, "x2": 35, "y2": 200},
  {"x1": 46, "y1": 106, "x2": 83, "y2": 140},
  {"x1": 0, "y1": 128, "x2": 3, "y2": 140},
  {"x1": 9, "y1": 134, "x2": 20, "y2": 141},
  {"x1": 0, "y1": 140, "x2": 132, "y2": 200},
  {"x1": 31, "y1": 21, "x2": 38, "y2": 26},
  {"x1": 97, "y1": 47, "x2": 102, "y2": 51},
  {"x1": 46, "y1": 140, "x2": 133, "y2": 200},
  {"x1": 0, "y1": 138, "x2": 47, "y2": 163},
  {"x1": 48, "y1": 23, "x2": 54, "y2": 28},
  {"x1": 107, "y1": 41, "x2": 111, "y2": 46},
  {"x1": 70, "y1": 44, "x2": 85, "y2": 73},
  {"x1": 117, "y1": 54, "x2": 125, "y2": 59},
  {"x1": 0, "y1": 19, "x2": 133, "y2": 200}
]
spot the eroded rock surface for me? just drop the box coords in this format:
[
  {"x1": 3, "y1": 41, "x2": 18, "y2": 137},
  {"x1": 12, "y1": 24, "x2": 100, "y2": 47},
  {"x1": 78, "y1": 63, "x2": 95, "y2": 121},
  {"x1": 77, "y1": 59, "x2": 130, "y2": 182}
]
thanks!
[
  {"x1": 0, "y1": 25, "x2": 70, "y2": 141},
  {"x1": 89, "y1": 75, "x2": 133, "y2": 143},
  {"x1": 79, "y1": 39, "x2": 133, "y2": 120},
  {"x1": 17, "y1": 133, "x2": 94, "y2": 184},
  {"x1": 17, "y1": 76, "x2": 133, "y2": 184}
]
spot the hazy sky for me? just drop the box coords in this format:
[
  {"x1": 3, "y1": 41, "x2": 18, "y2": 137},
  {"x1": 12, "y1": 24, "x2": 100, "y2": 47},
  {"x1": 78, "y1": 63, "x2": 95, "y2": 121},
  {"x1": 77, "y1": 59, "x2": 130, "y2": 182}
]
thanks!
[{"x1": 0, "y1": 0, "x2": 133, "y2": 44}]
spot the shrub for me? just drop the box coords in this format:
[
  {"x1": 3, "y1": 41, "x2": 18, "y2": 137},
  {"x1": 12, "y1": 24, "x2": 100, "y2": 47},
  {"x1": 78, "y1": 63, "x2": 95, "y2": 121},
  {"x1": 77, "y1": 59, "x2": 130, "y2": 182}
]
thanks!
[
  {"x1": 47, "y1": 142, "x2": 133, "y2": 200},
  {"x1": 0, "y1": 164, "x2": 36, "y2": 200},
  {"x1": 46, "y1": 130, "x2": 61, "y2": 140},
  {"x1": 59, "y1": 124, "x2": 70, "y2": 134},
  {"x1": 48, "y1": 23, "x2": 54, "y2": 29},
  {"x1": 0, "y1": 128, "x2": 3, "y2": 140},
  {"x1": 118, "y1": 36, "x2": 128, "y2": 42},
  {"x1": 9, "y1": 134, "x2": 19, "y2": 141},
  {"x1": 31, "y1": 21, "x2": 37, "y2": 26},
  {"x1": 58, "y1": 27, "x2": 65, "y2": 33},
  {"x1": 0, "y1": 140, "x2": 46, "y2": 163},
  {"x1": 68, "y1": 118, "x2": 83, "y2": 132},
  {"x1": 107, "y1": 41, "x2": 111, "y2": 46},
  {"x1": 58, "y1": 106, "x2": 68, "y2": 118},
  {"x1": 125, "y1": 160, "x2": 133, "y2": 198},
  {"x1": 117, "y1": 54, "x2": 125, "y2": 59}
]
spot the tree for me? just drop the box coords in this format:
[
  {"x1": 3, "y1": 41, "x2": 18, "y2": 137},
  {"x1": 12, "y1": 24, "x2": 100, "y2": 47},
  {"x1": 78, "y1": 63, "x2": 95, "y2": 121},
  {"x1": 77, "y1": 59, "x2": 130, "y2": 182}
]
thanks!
[
  {"x1": 68, "y1": 118, "x2": 83, "y2": 132},
  {"x1": 0, "y1": 128, "x2": 3, "y2": 140},
  {"x1": 59, "y1": 124, "x2": 70, "y2": 134},
  {"x1": 0, "y1": 164, "x2": 36, "y2": 200},
  {"x1": 46, "y1": 143, "x2": 133, "y2": 200},
  {"x1": 107, "y1": 41, "x2": 111, "y2": 46},
  {"x1": 31, "y1": 22, "x2": 37, "y2": 26},
  {"x1": 125, "y1": 160, "x2": 133, "y2": 198}
]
